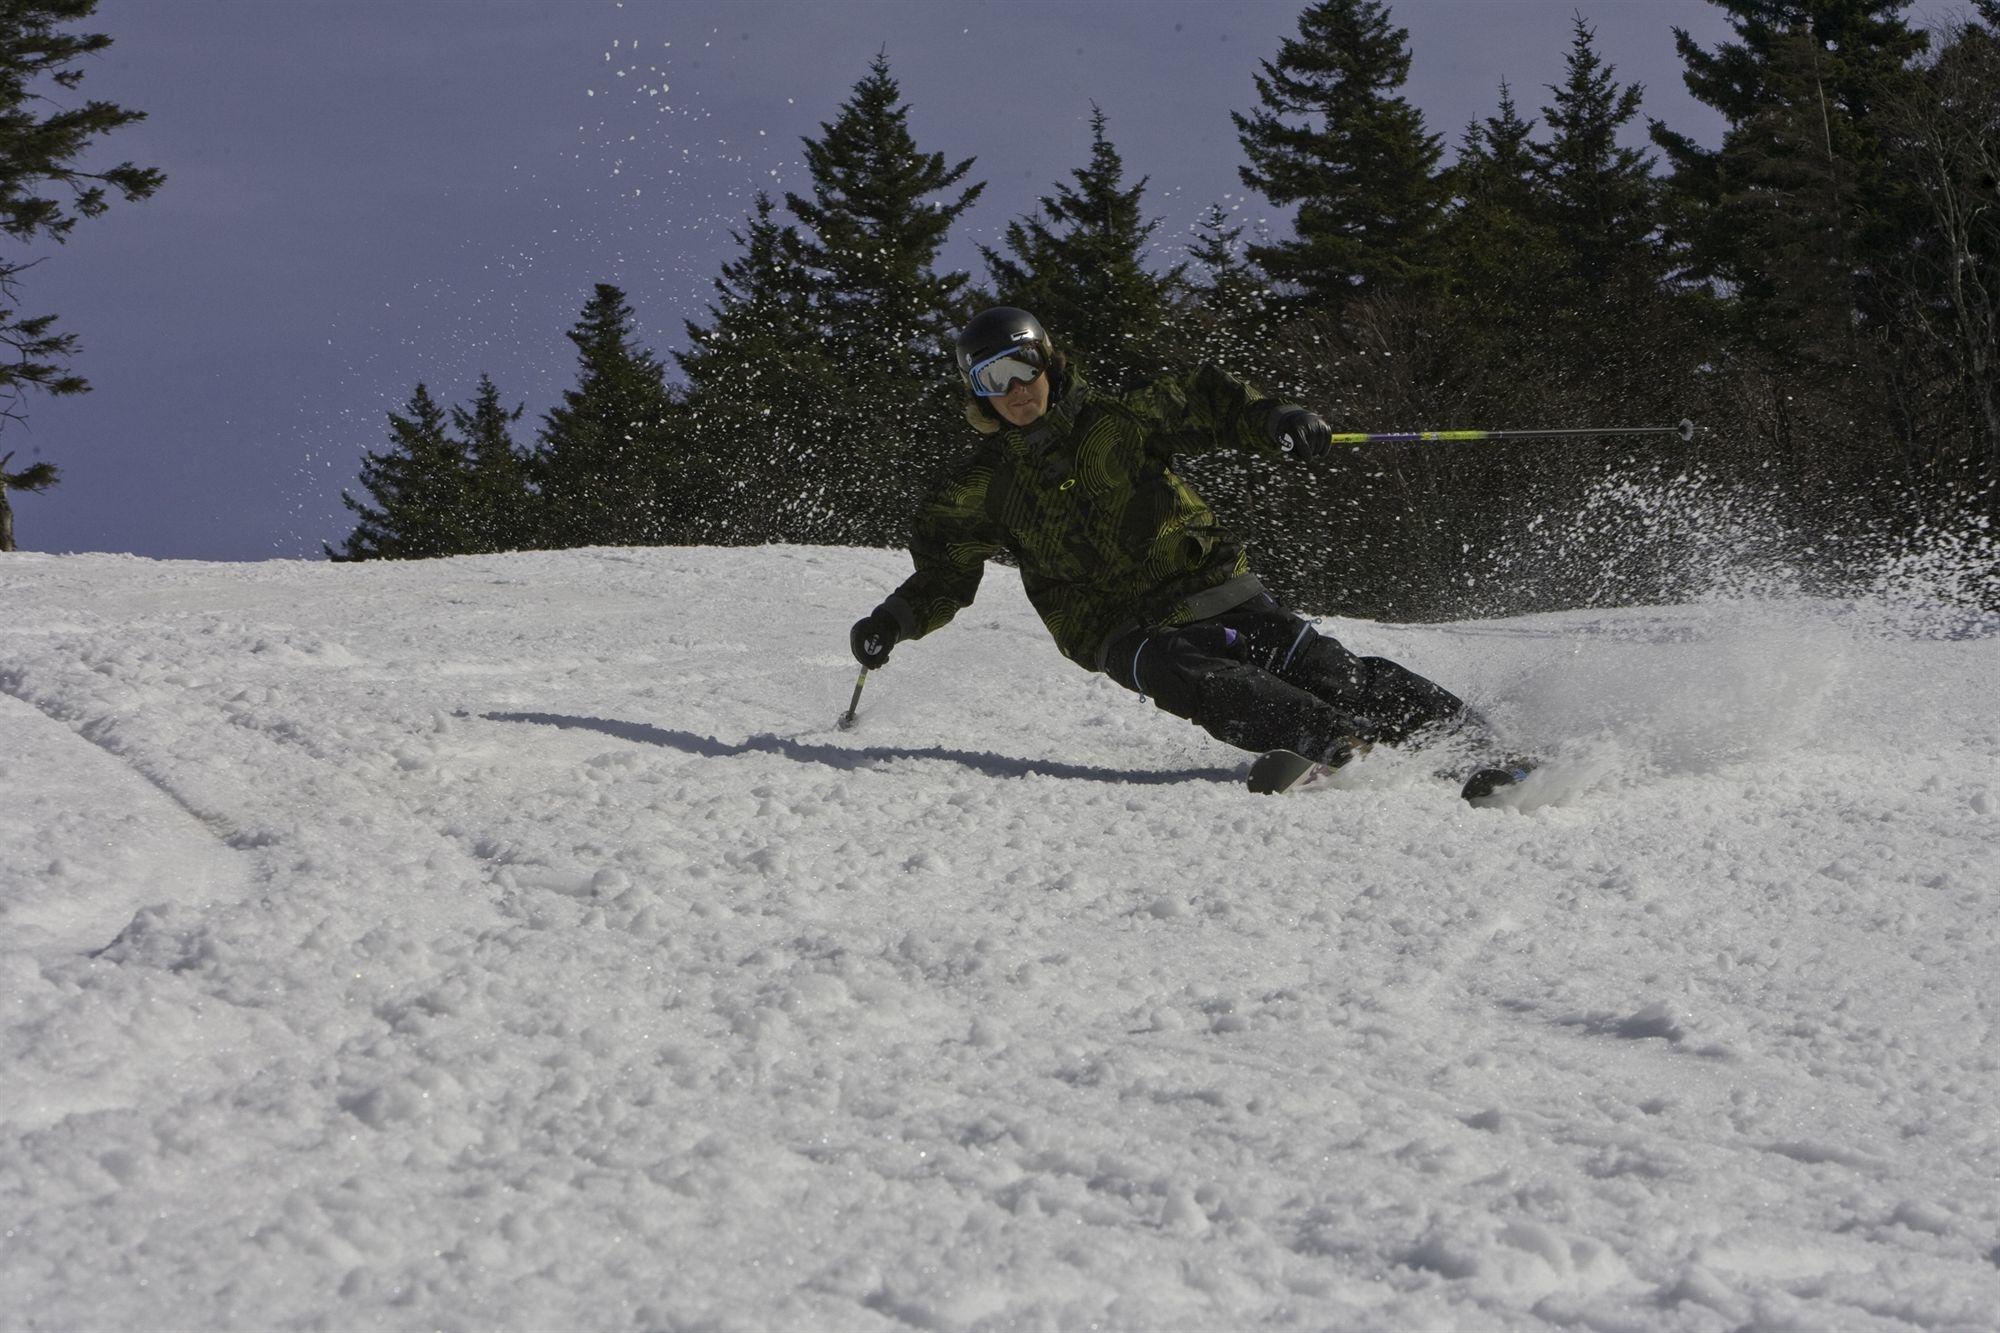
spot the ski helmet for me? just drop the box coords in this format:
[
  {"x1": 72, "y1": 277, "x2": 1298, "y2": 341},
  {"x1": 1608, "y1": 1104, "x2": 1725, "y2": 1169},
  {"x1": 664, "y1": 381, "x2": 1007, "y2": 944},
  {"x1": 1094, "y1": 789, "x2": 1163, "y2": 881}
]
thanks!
[{"x1": 953, "y1": 307, "x2": 1053, "y2": 393}]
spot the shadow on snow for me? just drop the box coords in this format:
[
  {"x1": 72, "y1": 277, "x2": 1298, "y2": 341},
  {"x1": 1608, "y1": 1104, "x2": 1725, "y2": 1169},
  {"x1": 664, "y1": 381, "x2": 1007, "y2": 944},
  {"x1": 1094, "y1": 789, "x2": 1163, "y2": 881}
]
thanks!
[{"x1": 484, "y1": 712, "x2": 1242, "y2": 787}]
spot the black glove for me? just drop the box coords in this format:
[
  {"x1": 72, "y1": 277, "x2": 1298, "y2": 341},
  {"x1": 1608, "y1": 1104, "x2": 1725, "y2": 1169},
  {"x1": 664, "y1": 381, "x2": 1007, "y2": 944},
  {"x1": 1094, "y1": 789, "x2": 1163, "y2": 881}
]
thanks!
[
  {"x1": 850, "y1": 607, "x2": 900, "y2": 670},
  {"x1": 1269, "y1": 405, "x2": 1334, "y2": 460}
]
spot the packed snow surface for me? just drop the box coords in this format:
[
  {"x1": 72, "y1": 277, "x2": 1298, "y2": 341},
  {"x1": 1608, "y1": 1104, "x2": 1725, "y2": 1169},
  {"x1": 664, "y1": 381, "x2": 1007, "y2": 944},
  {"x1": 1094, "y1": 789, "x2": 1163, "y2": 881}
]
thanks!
[{"x1": 3, "y1": 545, "x2": 1997, "y2": 1330}]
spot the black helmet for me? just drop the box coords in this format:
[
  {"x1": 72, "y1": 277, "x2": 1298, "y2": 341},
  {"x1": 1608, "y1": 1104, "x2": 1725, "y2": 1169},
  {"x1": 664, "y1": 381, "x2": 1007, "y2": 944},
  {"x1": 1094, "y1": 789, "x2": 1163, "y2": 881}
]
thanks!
[{"x1": 953, "y1": 307, "x2": 1053, "y2": 391}]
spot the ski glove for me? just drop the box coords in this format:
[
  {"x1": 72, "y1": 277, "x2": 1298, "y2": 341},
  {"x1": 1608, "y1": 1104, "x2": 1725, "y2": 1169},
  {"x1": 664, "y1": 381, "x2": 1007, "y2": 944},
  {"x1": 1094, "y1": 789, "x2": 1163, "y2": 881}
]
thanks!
[
  {"x1": 850, "y1": 607, "x2": 900, "y2": 670},
  {"x1": 1269, "y1": 406, "x2": 1334, "y2": 460}
]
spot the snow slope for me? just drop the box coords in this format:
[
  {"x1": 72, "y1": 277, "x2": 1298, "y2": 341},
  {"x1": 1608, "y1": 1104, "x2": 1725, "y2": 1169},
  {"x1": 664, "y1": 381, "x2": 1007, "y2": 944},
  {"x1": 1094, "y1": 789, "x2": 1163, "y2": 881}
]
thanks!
[{"x1": 2, "y1": 545, "x2": 1997, "y2": 1331}]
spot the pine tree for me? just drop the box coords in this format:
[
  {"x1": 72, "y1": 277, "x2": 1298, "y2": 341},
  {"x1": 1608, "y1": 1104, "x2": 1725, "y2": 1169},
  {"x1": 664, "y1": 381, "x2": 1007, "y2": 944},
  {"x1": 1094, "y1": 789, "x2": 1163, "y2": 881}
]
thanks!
[
  {"x1": 1533, "y1": 17, "x2": 1660, "y2": 298},
  {"x1": 531, "y1": 284, "x2": 686, "y2": 550},
  {"x1": 0, "y1": 448, "x2": 57, "y2": 552},
  {"x1": 782, "y1": 52, "x2": 985, "y2": 545},
  {"x1": 1184, "y1": 201, "x2": 1279, "y2": 378},
  {"x1": 1, "y1": 1, "x2": 163, "y2": 440},
  {"x1": 1876, "y1": 7, "x2": 2000, "y2": 493},
  {"x1": 335, "y1": 384, "x2": 472, "y2": 561},
  {"x1": 1647, "y1": 1, "x2": 1932, "y2": 538},
  {"x1": 981, "y1": 106, "x2": 1187, "y2": 388},
  {"x1": 678, "y1": 193, "x2": 841, "y2": 543},
  {"x1": 1437, "y1": 83, "x2": 1555, "y2": 327},
  {"x1": 787, "y1": 53, "x2": 982, "y2": 382},
  {"x1": 1232, "y1": 0, "x2": 1444, "y2": 307},
  {"x1": 452, "y1": 373, "x2": 532, "y2": 553},
  {"x1": 680, "y1": 194, "x2": 818, "y2": 398},
  {"x1": 1457, "y1": 83, "x2": 1541, "y2": 212},
  {"x1": 1652, "y1": 0, "x2": 1925, "y2": 353}
]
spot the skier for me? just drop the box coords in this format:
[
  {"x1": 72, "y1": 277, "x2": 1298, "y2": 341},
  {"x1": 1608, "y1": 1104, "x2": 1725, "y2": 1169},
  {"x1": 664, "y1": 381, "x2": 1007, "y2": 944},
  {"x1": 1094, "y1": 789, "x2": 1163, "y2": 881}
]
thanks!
[{"x1": 848, "y1": 307, "x2": 1528, "y2": 799}]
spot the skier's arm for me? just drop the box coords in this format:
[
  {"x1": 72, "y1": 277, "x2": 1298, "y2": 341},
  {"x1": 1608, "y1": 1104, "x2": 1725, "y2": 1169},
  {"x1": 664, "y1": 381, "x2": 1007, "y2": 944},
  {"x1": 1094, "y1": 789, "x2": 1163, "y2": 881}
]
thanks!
[
  {"x1": 879, "y1": 463, "x2": 1006, "y2": 644},
  {"x1": 1125, "y1": 363, "x2": 1333, "y2": 460}
]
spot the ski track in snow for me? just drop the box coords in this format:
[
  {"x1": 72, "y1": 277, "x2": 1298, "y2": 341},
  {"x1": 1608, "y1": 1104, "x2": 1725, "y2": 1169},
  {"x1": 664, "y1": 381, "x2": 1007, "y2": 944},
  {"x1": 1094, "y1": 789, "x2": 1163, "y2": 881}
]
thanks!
[{"x1": 1, "y1": 545, "x2": 1997, "y2": 1330}]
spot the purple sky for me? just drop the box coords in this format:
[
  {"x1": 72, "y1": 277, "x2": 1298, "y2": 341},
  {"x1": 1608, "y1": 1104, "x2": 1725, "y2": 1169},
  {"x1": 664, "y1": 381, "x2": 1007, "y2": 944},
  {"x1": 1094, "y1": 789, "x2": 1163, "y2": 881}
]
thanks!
[{"x1": 18, "y1": 0, "x2": 1738, "y2": 561}]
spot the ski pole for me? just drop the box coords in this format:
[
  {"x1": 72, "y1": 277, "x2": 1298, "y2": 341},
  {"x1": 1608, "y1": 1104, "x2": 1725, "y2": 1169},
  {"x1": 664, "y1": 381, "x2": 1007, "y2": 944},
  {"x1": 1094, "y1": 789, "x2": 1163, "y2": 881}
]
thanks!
[
  {"x1": 1328, "y1": 418, "x2": 1696, "y2": 446},
  {"x1": 838, "y1": 668, "x2": 869, "y2": 731}
]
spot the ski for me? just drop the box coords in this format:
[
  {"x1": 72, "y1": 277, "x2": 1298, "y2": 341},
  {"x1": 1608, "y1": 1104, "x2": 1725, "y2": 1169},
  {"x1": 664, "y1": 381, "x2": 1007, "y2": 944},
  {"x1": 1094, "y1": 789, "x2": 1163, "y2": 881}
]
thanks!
[
  {"x1": 1247, "y1": 749, "x2": 1340, "y2": 795},
  {"x1": 1250, "y1": 748, "x2": 1539, "y2": 804}
]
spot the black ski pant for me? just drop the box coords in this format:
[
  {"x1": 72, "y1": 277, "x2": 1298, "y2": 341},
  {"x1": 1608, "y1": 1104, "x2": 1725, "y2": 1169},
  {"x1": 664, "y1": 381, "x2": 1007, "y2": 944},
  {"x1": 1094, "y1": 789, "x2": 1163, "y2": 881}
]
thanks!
[{"x1": 1103, "y1": 594, "x2": 1481, "y2": 765}]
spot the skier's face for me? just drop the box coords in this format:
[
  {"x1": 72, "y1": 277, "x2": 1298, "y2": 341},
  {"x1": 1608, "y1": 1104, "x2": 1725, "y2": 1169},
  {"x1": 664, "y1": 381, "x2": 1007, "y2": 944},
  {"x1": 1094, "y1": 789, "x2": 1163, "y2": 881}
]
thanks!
[{"x1": 990, "y1": 364, "x2": 1050, "y2": 427}]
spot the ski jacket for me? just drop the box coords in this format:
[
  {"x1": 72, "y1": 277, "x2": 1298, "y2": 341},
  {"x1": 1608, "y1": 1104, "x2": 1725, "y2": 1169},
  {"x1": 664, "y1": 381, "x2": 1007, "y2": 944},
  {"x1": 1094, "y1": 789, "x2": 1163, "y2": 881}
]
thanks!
[{"x1": 883, "y1": 364, "x2": 1297, "y2": 672}]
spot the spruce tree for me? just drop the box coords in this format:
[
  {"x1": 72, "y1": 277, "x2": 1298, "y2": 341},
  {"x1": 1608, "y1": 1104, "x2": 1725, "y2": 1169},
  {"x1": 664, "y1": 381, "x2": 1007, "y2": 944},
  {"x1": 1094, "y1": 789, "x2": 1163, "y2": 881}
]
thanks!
[
  {"x1": 1645, "y1": 1, "x2": 1935, "y2": 546},
  {"x1": 1, "y1": 0, "x2": 163, "y2": 449},
  {"x1": 1184, "y1": 201, "x2": 1279, "y2": 378},
  {"x1": 452, "y1": 373, "x2": 532, "y2": 553},
  {"x1": 1652, "y1": 0, "x2": 1924, "y2": 353},
  {"x1": 1437, "y1": 83, "x2": 1554, "y2": 330},
  {"x1": 0, "y1": 449, "x2": 57, "y2": 552},
  {"x1": 678, "y1": 193, "x2": 841, "y2": 543},
  {"x1": 1649, "y1": 0, "x2": 1927, "y2": 522},
  {"x1": 981, "y1": 107, "x2": 1187, "y2": 388},
  {"x1": 1876, "y1": 8, "x2": 2000, "y2": 493},
  {"x1": 784, "y1": 53, "x2": 984, "y2": 545},
  {"x1": 787, "y1": 54, "x2": 981, "y2": 384},
  {"x1": 680, "y1": 194, "x2": 818, "y2": 398},
  {"x1": 1533, "y1": 18, "x2": 1660, "y2": 298},
  {"x1": 1456, "y1": 83, "x2": 1541, "y2": 213},
  {"x1": 532, "y1": 284, "x2": 683, "y2": 550},
  {"x1": 335, "y1": 384, "x2": 472, "y2": 561},
  {"x1": 1232, "y1": 0, "x2": 1444, "y2": 307}
]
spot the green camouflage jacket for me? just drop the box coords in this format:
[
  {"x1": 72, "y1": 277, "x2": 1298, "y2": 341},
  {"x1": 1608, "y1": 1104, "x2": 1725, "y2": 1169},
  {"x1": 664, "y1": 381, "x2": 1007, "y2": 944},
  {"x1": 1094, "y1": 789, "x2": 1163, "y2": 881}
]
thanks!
[{"x1": 883, "y1": 364, "x2": 1295, "y2": 672}]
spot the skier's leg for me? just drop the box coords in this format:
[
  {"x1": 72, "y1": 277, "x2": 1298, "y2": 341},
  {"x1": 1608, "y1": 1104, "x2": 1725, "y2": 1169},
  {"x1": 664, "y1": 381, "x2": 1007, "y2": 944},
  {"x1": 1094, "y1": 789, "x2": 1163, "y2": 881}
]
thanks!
[
  {"x1": 1187, "y1": 659, "x2": 1373, "y2": 762},
  {"x1": 1106, "y1": 622, "x2": 1369, "y2": 764},
  {"x1": 1248, "y1": 609, "x2": 1536, "y2": 792},
  {"x1": 1251, "y1": 612, "x2": 1483, "y2": 745}
]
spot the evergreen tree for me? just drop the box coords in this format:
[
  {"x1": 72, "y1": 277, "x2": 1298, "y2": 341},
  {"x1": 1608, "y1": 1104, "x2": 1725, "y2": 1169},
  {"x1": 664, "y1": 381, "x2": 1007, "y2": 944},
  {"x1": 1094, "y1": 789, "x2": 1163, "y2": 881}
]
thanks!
[
  {"x1": 783, "y1": 52, "x2": 983, "y2": 545},
  {"x1": 1876, "y1": 7, "x2": 2000, "y2": 494},
  {"x1": 1646, "y1": 0, "x2": 1929, "y2": 529},
  {"x1": 787, "y1": 53, "x2": 982, "y2": 384},
  {"x1": 981, "y1": 106, "x2": 1187, "y2": 387},
  {"x1": 1184, "y1": 201, "x2": 1279, "y2": 378},
  {"x1": 1, "y1": 0, "x2": 163, "y2": 434},
  {"x1": 451, "y1": 373, "x2": 533, "y2": 553},
  {"x1": 680, "y1": 194, "x2": 818, "y2": 398},
  {"x1": 335, "y1": 384, "x2": 472, "y2": 561},
  {"x1": 1456, "y1": 82, "x2": 1541, "y2": 213},
  {"x1": 532, "y1": 283, "x2": 685, "y2": 550},
  {"x1": 1651, "y1": 0, "x2": 1924, "y2": 354},
  {"x1": 678, "y1": 193, "x2": 841, "y2": 543},
  {"x1": 1533, "y1": 17, "x2": 1660, "y2": 298},
  {"x1": 0, "y1": 448, "x2": 57, "y2": 552},
  {"x1": 1437, "y1": 83, "x2": 1555, "y2": 329},
  {"x1": 1232, "y1": 0, "x2": 1444, "y2": 307}
]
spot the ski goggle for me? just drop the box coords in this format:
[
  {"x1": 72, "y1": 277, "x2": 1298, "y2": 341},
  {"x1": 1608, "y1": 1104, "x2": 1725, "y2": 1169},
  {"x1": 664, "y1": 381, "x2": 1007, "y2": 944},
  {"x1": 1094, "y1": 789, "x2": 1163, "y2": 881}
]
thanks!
[{"x1": 966, "y1": 344, "x2": 1047, "y2": 397}]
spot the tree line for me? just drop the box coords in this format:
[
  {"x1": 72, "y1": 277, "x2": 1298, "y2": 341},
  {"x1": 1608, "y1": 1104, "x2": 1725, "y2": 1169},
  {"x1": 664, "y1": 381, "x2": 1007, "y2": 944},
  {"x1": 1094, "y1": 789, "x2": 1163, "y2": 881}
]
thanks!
[{"x1": 340, "y1": 0, "x2": 2000, "y2": 620}]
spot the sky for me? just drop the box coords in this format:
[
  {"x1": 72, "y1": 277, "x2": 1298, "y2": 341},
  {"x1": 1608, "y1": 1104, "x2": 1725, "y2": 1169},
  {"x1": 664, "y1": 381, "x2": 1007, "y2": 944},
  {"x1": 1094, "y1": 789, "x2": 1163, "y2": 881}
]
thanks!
[{"x1": 14, "y1": 0, "x2": 1743, "y2": 562}]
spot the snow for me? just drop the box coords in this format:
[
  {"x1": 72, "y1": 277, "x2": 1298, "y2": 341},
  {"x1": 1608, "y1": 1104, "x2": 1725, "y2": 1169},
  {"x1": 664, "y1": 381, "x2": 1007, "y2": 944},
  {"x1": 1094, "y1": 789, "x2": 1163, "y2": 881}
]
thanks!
[{"x1": 2, "y1": 543, "x2": 1997, "y2": 1330}]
